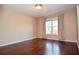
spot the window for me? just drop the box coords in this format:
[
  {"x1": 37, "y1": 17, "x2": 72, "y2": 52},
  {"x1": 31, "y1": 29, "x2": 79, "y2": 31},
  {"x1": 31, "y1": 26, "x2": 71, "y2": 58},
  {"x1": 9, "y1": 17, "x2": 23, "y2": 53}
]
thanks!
[{"x1": 46, "y1": 17, "x2": 58, "y2": 35}]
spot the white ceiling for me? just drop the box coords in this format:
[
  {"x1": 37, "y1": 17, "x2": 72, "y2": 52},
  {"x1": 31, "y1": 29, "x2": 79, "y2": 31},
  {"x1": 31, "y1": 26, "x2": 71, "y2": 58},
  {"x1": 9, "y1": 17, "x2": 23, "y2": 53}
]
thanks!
[{"x1": 3, "y1": 4, "x2": 75, "y2": 17}]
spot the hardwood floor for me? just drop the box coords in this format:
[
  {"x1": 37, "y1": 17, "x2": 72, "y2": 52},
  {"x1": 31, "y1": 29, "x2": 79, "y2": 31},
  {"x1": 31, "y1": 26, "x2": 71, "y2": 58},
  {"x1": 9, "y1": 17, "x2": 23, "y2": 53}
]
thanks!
[{"x1": 0, "y1": 38, "x2": 79, "y2": 55}]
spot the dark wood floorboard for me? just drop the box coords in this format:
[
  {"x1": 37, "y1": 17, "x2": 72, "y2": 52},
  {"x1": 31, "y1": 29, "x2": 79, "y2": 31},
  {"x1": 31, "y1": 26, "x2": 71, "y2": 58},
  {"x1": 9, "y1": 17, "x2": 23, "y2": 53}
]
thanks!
[{"x1": 0, "y1": 38, "x2": 79, "y2": 55}]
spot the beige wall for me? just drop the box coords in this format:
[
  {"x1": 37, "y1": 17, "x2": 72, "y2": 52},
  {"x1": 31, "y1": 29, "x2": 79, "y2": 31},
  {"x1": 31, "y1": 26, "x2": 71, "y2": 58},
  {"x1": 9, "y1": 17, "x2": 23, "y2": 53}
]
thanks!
[
  {"x1": 76, "y1": 5, "x2": 79, "y2": 48},
  {"x1": 37, "y1": 17, "x2": 46, "y2": 38},
  {"x1": 37, "y1": 8, "x2": 77, "y2": 42},
  {"x1": 0, "y1": 5, "x2": 77, "y2": 46},
  {"x1": 0, "y1": 6, "x2": 36, "y2": 46},
  {"x1": 63, "y1": 8, "x2": 77, "y2": 42},
  {"x1": 0, "y1": 5, "x2": 3, "y2": 44}
]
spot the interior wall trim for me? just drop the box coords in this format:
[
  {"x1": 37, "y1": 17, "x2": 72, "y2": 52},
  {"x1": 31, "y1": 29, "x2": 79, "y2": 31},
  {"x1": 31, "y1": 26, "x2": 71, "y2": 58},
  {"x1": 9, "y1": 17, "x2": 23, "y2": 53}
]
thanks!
[
  {"x1": 0, "y1": 37, "x2": 77, "y2": 47},
  {"x1": 38, "y1": 38, "x2": 77, "y2": 43},
  {"x1": 0, "y1": 37, "x2": 36, "y2": 47}
]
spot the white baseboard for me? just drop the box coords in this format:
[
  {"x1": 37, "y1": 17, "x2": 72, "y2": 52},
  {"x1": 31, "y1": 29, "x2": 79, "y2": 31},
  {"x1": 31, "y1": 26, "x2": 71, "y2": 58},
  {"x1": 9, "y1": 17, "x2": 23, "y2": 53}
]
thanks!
[
  {"x1": 0, "y1": 37, "x2": 36, "y2": 47},
  {"x1": 77, "y1": 44, "x2": 79, "y2": 49},
  {"x1": 43, "y1": 38, "x2": 77, "y2": 43},
  {"x1": 0, "y1": 37, "x2": 77, "y2": 47},
  {"x1": 60, "y1": 40, "x2": 77, "y2": 43},
  {"x1": 77, "y1": 40, "x2": 79, "y2": 49}
]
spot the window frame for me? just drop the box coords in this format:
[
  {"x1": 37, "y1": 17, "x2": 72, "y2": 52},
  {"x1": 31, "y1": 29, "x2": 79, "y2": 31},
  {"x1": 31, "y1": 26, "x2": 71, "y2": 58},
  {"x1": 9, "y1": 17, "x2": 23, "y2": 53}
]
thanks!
[{"x1": 45, "y1": 17, "x2": 58, "y2": 35}]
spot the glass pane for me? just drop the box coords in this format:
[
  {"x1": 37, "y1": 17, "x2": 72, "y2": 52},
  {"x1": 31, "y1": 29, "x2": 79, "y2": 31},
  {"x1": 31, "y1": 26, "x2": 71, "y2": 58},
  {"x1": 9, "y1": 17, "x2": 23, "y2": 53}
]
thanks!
[
  {"x1": 52, "y1": 20, "x2": 58, "y2": 35},
  {"x1": 46, "y1": 21, "x2": 52, "y2": 34}
]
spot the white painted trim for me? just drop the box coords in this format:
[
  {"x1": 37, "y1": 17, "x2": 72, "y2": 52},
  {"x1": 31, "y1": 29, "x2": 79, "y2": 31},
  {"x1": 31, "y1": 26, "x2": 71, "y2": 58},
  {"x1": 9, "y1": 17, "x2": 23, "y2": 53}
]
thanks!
[
  {"x1": 77, "y1": 40, "x2": 79, "y2": 49},
  {"x1": 44, "y1": 38, "x2": 77, "y2": 43},
  {"x1": 78, "y1": 44, "x2": 79, "y2": 49},
  {"x1": 60, "y1": 40, "x2": 77, "y2": 43},
  {"x1": 0, "y1": 37, "x2": 77, "y2": 47},
  {"x1": 0, "y1": 37, "x2": 36, "y2": 47}
]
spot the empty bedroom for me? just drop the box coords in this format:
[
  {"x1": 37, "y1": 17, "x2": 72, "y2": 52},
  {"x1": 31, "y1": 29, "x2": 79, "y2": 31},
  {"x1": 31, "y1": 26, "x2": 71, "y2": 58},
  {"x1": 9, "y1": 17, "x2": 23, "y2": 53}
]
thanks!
[{"x1": 0, "y1": 4, "x2": 79, "y2": 55}]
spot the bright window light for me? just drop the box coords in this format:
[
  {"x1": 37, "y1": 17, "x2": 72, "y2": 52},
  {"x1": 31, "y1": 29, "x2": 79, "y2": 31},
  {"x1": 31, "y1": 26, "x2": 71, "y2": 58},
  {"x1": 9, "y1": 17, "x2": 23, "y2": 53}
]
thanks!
[{"x1": 46, "y1": 17, "x2": 58, "y2": 35}]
